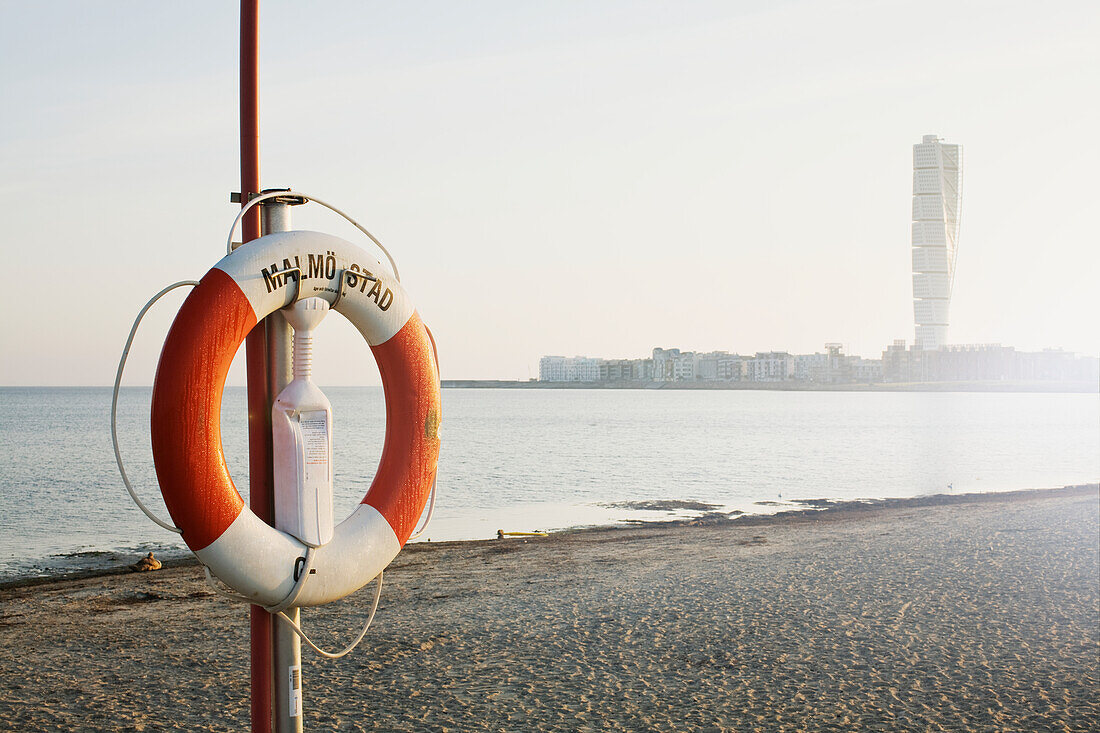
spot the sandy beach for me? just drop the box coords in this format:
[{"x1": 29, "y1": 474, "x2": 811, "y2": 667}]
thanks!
[{"x1": 1, "y1": 486, "x2": 1097, "y2": 732}]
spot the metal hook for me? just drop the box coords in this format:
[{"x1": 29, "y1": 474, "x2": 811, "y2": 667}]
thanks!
[
  {"x1": 276, "y1": 266, "x2": 304, "y2": 307},
  {"x1": 270, "y1": 266, "x2": 378, "y2": 312},
  {"x1": 330, "y1": 269, "x2": 377, "y2": 311}
]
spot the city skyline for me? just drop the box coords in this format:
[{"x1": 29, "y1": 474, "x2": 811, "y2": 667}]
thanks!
[
  {"x1": 1, "y1": 2, "x2": 1098, "y2": 385},
  {"x1": 538, "y1": 340, "x2": 1097, "y2": 386}
]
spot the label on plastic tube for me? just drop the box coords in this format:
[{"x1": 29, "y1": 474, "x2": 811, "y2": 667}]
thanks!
[{"x1": 300, "y1": 412, "x2": 328, "y2": 467}]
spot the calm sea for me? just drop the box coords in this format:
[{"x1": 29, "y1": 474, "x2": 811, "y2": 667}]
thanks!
[{"x1": 1, "y1": 387, "x2": 1097, "y2": 581}]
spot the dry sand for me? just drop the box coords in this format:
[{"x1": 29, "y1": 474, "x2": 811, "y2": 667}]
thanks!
[{"x1": 1, "y1": 486, "x2": 1097, "y2": 732}]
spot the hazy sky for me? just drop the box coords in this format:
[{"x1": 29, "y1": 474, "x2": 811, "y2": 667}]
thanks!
[{"x1": 2, "y1": 0, "x2": 1097, "y2": 385}]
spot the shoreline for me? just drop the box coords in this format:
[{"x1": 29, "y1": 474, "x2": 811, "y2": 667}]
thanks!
[
  {"x1": 4, "y1": 482, "x2": 1094, "y2": 593},
  {"x1": 1, "y1": 483, "x2": 1096, "y2": 731},
  {"x1": 443, "y1": 379, "x2": 1099, "y2": 392}
]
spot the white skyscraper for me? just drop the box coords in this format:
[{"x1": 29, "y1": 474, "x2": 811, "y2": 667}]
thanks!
[{"x1": 911, "y1": 134, "x2": 963, "y2": 350}]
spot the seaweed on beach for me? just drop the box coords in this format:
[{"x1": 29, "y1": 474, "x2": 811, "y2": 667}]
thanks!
[{"x1": 598, "y1": 499, "x2": 721, "y2": 512}]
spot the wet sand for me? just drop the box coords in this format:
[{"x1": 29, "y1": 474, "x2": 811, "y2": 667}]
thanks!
[{"x1": 1, "y1": 486, "x2": 1097, "y2": 732}]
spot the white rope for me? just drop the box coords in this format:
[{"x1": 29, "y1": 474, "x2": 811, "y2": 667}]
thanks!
[
  {"x1": 226, "y1": 190, "x2": 400, "y2": 282},
  {"x1": 264, "y1": 546, "x2": 316, "y2": 616},
  {"x1": 200, "y1": 553, "x2": 312, "y2": 616},
  {"x1": 409, "y1": 479, "x2": 437, "y2": 537},
  {"x1": 203, "y1": 563, "x2": 383, "y2": 660},
  {"x1": 275, "y1": 572, "x2": 383, "y2": 660},
  {"x1": 117, "y1": 197, "x2": 419, "y2": 659},
  {"x1": 112, "y1": 281, "x2": 198, "y2": 534},
  {"x1": 228, "y1": 191, "x2": 435, "y2": 539},
  {"x1": 202, "y1": 566, "x2": 257, "y2": 606}
]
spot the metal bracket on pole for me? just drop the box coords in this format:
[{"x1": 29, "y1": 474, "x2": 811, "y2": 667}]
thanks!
[{"x1": 233, "y1": 188, "x2": 310, "y2": 206}]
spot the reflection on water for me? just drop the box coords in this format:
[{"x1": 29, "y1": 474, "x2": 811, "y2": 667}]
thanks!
[{"x1": 1, "y1": 387, "x2": 1097, "y2": 579}]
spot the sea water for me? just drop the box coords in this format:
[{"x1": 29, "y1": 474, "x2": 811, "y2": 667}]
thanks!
[{"x1": 0, "y1": 386, "x2": 1097, "y2": 580}]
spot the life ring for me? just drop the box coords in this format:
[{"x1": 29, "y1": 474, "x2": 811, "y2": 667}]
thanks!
[{"x1": 150, "y1": 230, "x2": 440, "y2": 607}]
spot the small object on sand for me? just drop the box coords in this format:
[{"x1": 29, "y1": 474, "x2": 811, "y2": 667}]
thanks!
[
  {"x1": 131, "y1": 552, "x2": 162, "y2": 572},
  {"x1": 499, "y1": 531, "x2": 549, "y2": 537},
  {"x1": 496, "y1": 529, "x2": 505, "y2": 540}
]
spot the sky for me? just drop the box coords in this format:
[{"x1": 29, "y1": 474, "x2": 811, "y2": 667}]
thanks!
[{"x1": 1, "y1": 0, "x2": 1098, "y2": 386}]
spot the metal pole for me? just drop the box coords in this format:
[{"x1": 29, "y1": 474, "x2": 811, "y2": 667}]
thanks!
[
  {"x1": 239, "y1": 3, "x2": 273, "y2": 733},
  {"x1": 260, "y1": 196, "x2": 305, "y2": 733}
]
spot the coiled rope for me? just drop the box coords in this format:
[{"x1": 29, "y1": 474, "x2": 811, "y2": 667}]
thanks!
[{"x1": 115, "y1": 192, "x2": 439, "y2": 658}]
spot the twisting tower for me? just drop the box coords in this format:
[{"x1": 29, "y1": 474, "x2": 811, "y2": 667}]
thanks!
[{"x1": 911, "y1": 134, "x2": 963, "y2": 350}]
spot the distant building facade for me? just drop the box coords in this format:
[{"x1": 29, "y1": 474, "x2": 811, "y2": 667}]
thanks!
[
  {"x1": 696, "y1": 351, "x2": 744, "y2": 381},
  {"x1": 538, "y1": 355, "x2": 601, "y2": 382},
  {"x1": 538, "y1": 341, "x2": 1095, "y2": 386},
  {"x1": 881, "y1": 342, "x2": 1098, "y2": 383},
  {"x1": 912, "y1": 134, "x2": 963, "y2": 351},
  {"x1": 539, "y1": 344, "x2": 857, "y2": 385},
  {"x1": 745, "y1": 352, "x2": 793, "y2": 382},
  {"x1": 850, "y1": 357, "x2": 883, "y2": 383},
  {"x1": 794, "y1": 352, "x2": 827, "y2": 382}
]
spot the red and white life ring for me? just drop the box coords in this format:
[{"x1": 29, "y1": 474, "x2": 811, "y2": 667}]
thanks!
[{"x1": 150, "y1": 230, "x2": 440, "y2": 607}]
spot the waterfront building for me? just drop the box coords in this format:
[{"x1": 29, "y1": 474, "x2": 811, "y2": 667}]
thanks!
[
  {"x1": 794, "y1": 352, "x2": 827, "y2": 382},
  {"x1": 937, "y1": 344, "x2": 1020, "y2": 381},
  {"x1": 651, "y1": 347, "x2": 677, "y2": 381},
  {"x1": 695, "y1": 351, "x2": 744, "y2": 381},
  {"x1": 822, "y1": 342, "x2": 853, "y2": 384},
  {"x1": 538, "y1": 355, "x2": 601, "y2": 382},
  {"x1": 541, "y1": 342, "x2": 1092, "y2": 386},
  {"x1": 912, "y1": 134, "x2": 963, "y2": 350},
  {"x1": 879, "y1": 341, "x2": 1095, "y2": 383},
  {"x1": 882, "y1": 340, "x2": 909, "y2": 382},
  {"x1": 746, "y1": 352, "x2": 794, "y2": 382},
  {"x1": 882, "y1": 341, "x2": 945, "y2": 382},
  {"x1": 599, "y1": 359, "x2": 636, "y2": 382},
  {"x1": 851, "y1": 357, "x2": 883, "y2": 383},
  {"x1": 652, "y1": 347, "x2": 697, "y2": 381},
  {"x1": 720, "y1": 354, "x2": 745, "y2": 381},
  {"x1": 694, "y1": 353, "x2": 718, "y2": 381},
  {"x1": 793, "y1": 344, "x2": 854, "y2": 383},
  {"x1": 541, "y1": 339, "x2": 1093, "y2": 386}
]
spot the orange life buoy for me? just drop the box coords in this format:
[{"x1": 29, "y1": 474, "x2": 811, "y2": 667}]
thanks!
[{"x1": 150, "y1": 230, "x2": 440, "y2": 607}]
